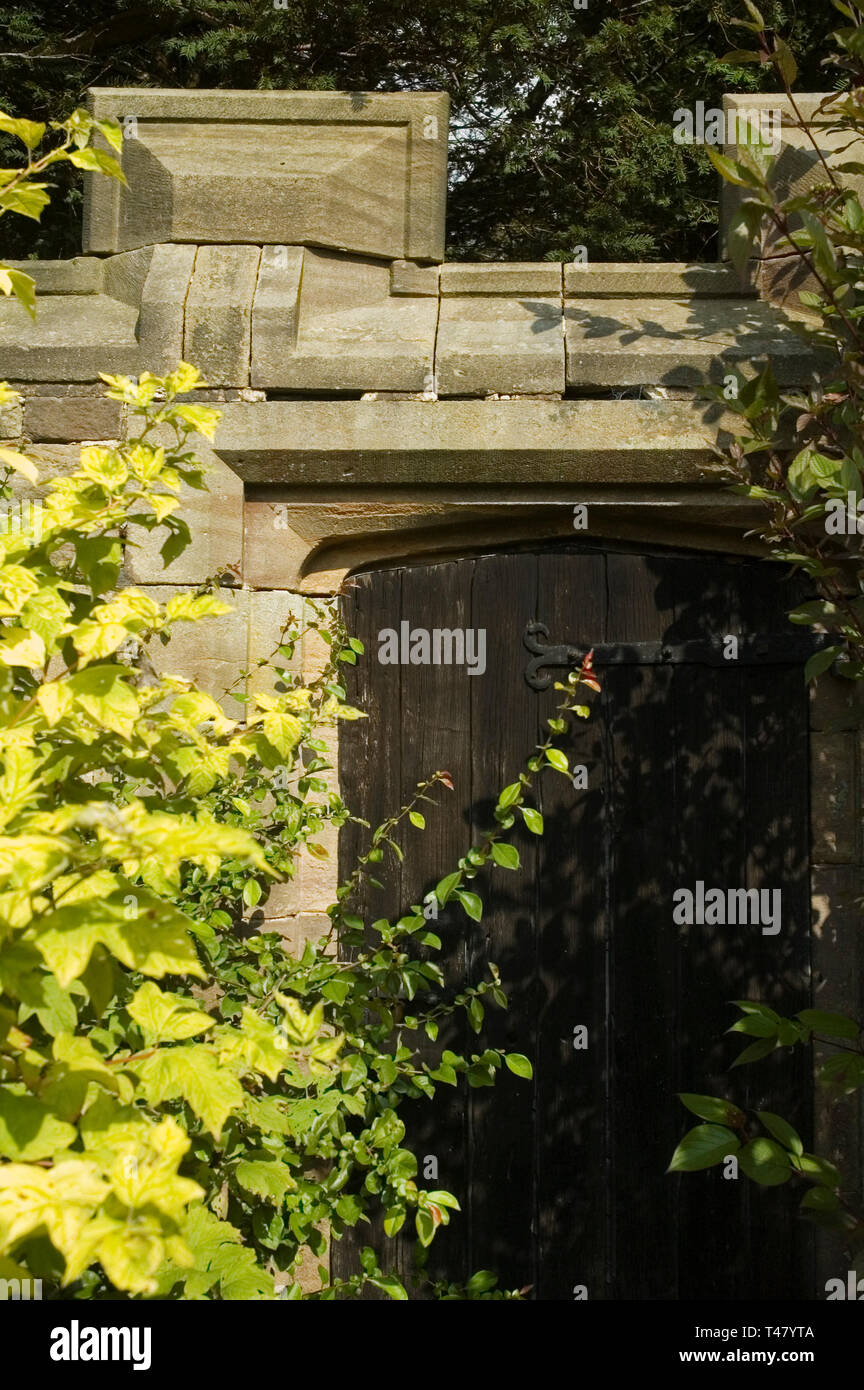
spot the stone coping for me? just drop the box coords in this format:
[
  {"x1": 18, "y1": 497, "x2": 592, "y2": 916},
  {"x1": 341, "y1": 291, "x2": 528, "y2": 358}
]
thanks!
[{"x1": 0, "y1": 249, "x2": 818, "y2": 393}]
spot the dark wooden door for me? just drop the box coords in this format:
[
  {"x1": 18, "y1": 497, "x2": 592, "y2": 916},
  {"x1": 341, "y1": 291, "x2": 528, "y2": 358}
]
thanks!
[{"x1": 338, "y1": 545, "x2": 813, "y2": 1300}]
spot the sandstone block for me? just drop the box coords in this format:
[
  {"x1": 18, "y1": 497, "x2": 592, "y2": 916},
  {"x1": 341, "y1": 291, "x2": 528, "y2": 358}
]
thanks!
[
  {"x1": 810, "y1": 731, "x2": 857, "y2": 863},
  {"x1": 0, "y1": 294, "x2": 140, "y2": 382},
  {"x1": 250, "y1": 246, "x2": 305, "y2": 385},
  {"x1": 564, "y1": 296, "x2": 822, "y2": 389},
  {"x1": 809, "y1": 674, "x2": 864, "y2": 732},
  {"x1": 252, "y1": 248, "x2": 436, "y2": 393},
  {"x1": 138, "y1": 244, "x2": 197, "y2": 374},
  {"x1": 3, "y1": 258, "x2": 104, "y2": 295},
  {"x1": 436, "y1": 295, "x2": 564, "y2": 396},
  {"x1": 123, "y1": 436, "x2": 244, "y2": 587},
  {"x1": 24, "y1": 395, "x2": 123, "y2": 442},
  {"x1": 261, "y1": 878, "x2": 303, "y2": 921},
  {"x1": 390, "y1": 260, "x2": 440, "y2": 297},
  {"x1": 722, "y1": 94, "x2": 864, "y2": 308},
  {"x1": 85, "y1": 89, "x2": 449, "y2": 262},
  {"x1": 184, "y1": 245, "x2": 261, "y2": 388},
  {"x1": 0, "y1": 398, "x2": 23, "y2": 437},
  {"x1": 441, "y1": 262, "x2": 562, "y2": 296},
  {"x1": 247, "y1": 588, "x2": 305, "y2": 695},
  {"x1": 136, "y1": 583, "x2": 250, "y2": 717},
  {"x1": 564, "y1": 262, "x2": 747, "y2": 297},
  {"x1": 266, "y1": 914, "x2": 332, "y2": 954}
]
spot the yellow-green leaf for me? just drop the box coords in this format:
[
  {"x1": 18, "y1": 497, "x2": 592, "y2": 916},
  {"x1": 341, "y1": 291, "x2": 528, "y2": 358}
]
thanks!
[
  {"x1": 0, "y1": 1088, "x2": 76, "y2": 1159},
  {"x1": 127, "y1": 981, "x2": 215, "y2": 1045},
  {"x1": 133, "y1": 1045, "x2": 244, "y2": 1138}
]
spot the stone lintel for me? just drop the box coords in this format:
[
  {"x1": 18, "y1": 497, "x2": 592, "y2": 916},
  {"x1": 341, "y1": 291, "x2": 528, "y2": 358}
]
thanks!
[{"x1": 212, "y1": 397, "x2": 736, "y2": 486}]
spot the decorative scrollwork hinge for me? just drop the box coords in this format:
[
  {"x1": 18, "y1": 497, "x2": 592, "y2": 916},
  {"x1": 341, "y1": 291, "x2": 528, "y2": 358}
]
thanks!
[{"x1": 523, "y1": 621, "x2": 583, "y2": 691}]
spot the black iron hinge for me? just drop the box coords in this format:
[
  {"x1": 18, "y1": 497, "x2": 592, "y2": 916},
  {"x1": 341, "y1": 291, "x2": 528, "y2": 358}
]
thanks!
[{"x1": 523, "y1": 621, "x2": 834, "y2": 691}]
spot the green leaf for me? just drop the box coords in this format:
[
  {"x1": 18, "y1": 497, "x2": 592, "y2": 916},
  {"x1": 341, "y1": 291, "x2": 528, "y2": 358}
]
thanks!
[
  {"x1": 242, "y1": 878, "x2": 262, "y2": 908},
  {"x1": 737, "y1": 1137, "x2": 791, "y2": 1186},
  {"x1": 800, "y1": 1186, "x2": 841, "y2": 1212},
  {"x1": 425, "y1": 1189, "x2": 460, "y2": 1211},
  {"x1": 805, "y1": 646, "x2": 843, "y2": 682},
  {"x1": 668, "y1": 1124, "x2": 739, "y2": 1172},
  {"x1": 408, "y1": 811, "x2": 425, "y2": 829},
  {"x1": 757, "y1": 1111, "x2": 803, "y2": 1156},
  {"x1": 165, "y1": 1206, "x2": 276, "y2": 1300},
  {"x1": 0, "y1": 113, "x2": 45, "y2": 149},
  {"x1": 0, "y1": 181, "x2": 50, "y2": 222},
  {"x1": 797, "y1": 1153, "x2": 841, "y2": 1188},
  {"x1": 383, "y1": 1208, "x2": 406, "y2": 1237},
  {"x1": 0, "y1": 267, "x2": 36, "y2": 318},
  {"x1": 797, "y1": 1009, "x2": 859, "y2": 1040},
  {"x1": 772, "y1": 37, "x2": 798, "y2": 86},
  {"x1": 434, "y1": 871, "x2": 461, "y2": 906},
  {"x1": 455, "y1": 890, "x2": 482, "y2": 922},
  {"x1": 369, "y1": 1273, "x2": 408, "y2": 1300},
  {"x1": 429, "y1": 1062, "x2": 458, "y2": 1085},
  {"x1": 731, "y1": 1036, "x2": 778, "y2": 1067},
  {"x1": 545, "y1": 748, "x2": 569, "y2": 773},
  {"x1": 728, "y1": 1015, "x2": 777, "y2": 1037},
  {"x1": 678, "y1": 1093, "x2": 746, "y2": 1126},
  {"x1": 734, "y1": 1000, "x2": 780, "y2": 1020},
  {"x1": 233, "y1": 1158, "x2": 297, "y2": 1205},
  {"x1": 415, "y1": 1206, "x2": 436, "y2": 1247},
  {"x1": 505, "y1": 1052, "x2": 533, "y2": 1079},
  {"x1": 490, "y1": 841, "x2": 520, "y2": 870},
  {"x1": 521, "y1": 806, "x2": 544, "y2": 835},
  {"x1": 66, "y1": 664, "x2": 140, "y2": 737},
  {"x1": 705, "y1": 147, "x2": 760, "y2": 187},
  {"x1": 466, "y1": 1269, "x2": 498, "y2": 1295},
  {"x1": 742, "y1": 0, "x2": 766, "y2": 26},
  {"x1": 726, "y1": 199, "x2": 765, "y2": 278},
  {"x1": 497, "y1": 782, "x2": 522, "y2": 808}
]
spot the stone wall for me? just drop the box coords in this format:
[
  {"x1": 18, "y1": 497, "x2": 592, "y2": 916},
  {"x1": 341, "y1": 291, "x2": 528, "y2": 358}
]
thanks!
[{"x1": 1, "y1": 86, "x2": 862, "y2": 1284}]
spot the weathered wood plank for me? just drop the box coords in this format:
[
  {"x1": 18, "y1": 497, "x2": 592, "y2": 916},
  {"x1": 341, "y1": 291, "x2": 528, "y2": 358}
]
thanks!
[{"x1": 534, "y1": 549, "x2": 608, "y2": 1300}]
